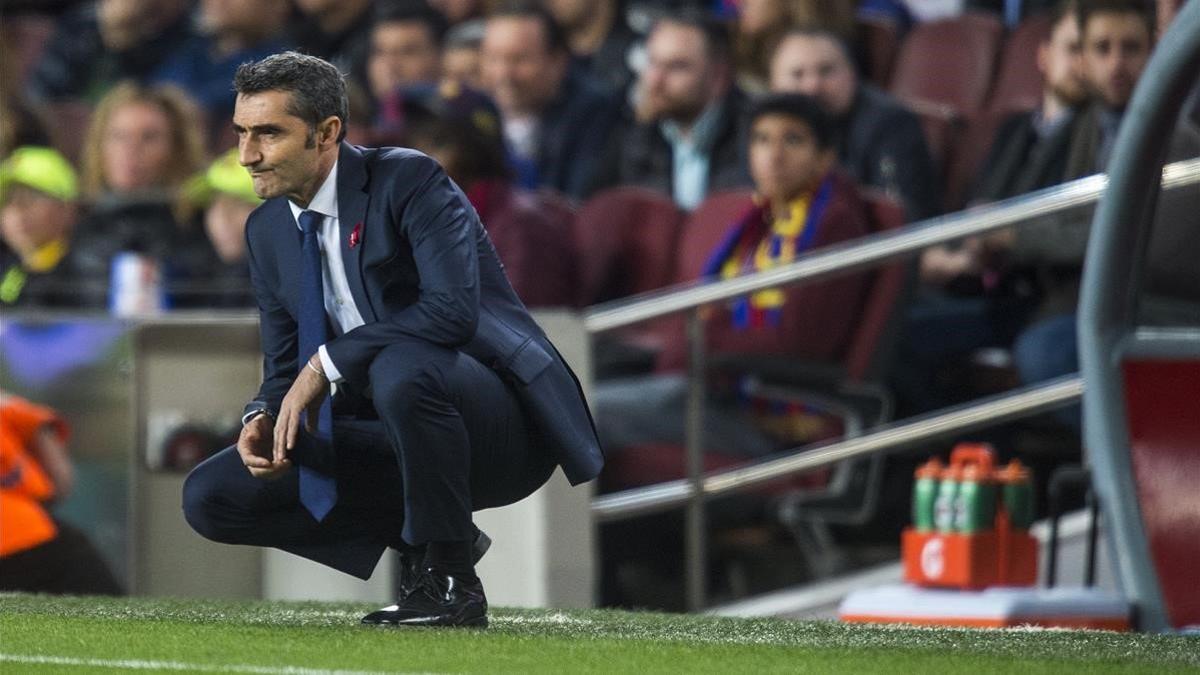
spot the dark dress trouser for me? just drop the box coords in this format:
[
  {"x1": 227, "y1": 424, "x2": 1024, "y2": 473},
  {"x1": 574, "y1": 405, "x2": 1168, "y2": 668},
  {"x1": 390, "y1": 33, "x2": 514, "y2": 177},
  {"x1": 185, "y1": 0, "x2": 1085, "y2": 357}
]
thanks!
[{"x1": 182, "y1": 337, "x2": 557, "y2": 580}]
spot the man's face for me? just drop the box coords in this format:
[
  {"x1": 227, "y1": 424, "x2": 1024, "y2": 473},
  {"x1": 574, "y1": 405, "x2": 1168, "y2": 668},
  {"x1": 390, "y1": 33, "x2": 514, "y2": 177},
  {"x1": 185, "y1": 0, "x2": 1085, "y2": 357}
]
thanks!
[
  {"x1": 543, "y1": 0, "x2": 596, "y2": 32},
  {"x1": 769, "y1": 35, "x2": 857, "y2": 117},
  {"x1": 204, "y1": 194, "x2": 254, "y2": 264},
  {"x1": 1039, "y1": 13, "x2": 1086, "y2": 107},
  {"x1": 749, "y1": 113, "x2": 832, "y2": 204},
  {"x1": 480, "y1": 16, "x2": 566, "y2": 116},
  {"x1": 0, "y1": 186, "x2": 75, "y2": 258},
  {"x1": 233, "y1": 90, "x2": 333, "y2": 203},
  {"x1": 444, "y1": 45, "x2": 482, "y2": 89},
  {"x1": 201, "y1": 0, "x2": 269, "y2": 36},
  {"x1": 639, "y1": 23, "x2": 722, "y2": 124},
  {"x1": 738, "y1": 0, "x2": 787, "y2": 36},
  {"x1": 429, "y1": 0, "x2": 480, "y2": 23},
  {"x1": 103, "y1": 101, "x2": 173, "y2": 193},
  {"x1": 368, "y1": 22, "x2": 442, "y2": 100},
  {"x1": 1081, "y1": 12, "x2": 1151, "y2": 109}
]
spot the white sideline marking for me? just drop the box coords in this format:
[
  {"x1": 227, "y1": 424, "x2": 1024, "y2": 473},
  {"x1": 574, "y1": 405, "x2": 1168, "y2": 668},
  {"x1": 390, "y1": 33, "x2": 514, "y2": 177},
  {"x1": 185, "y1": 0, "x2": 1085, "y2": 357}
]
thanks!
[{"x1": 0, "y1": 654, "x2": 434, "y2": 674}]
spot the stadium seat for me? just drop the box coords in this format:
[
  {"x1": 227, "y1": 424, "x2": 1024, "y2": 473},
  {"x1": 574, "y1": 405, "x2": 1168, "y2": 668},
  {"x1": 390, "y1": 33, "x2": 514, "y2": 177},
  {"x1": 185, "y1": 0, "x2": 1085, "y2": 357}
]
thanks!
[
  {"x1": 888, "y1": 13, "x2": 1004, "y2": 117},
  {"x1": 942, "y1": 109, "x2": 1009, "y2": 211},
  {"x1": 44, "y1": 100, "x2": 93, "y2": 166},
  {"x1": 855, "y1": 16, "x2": 902, "y2": 88},
  {"x1": 572, "y1": 186, "x2": 686, "y2": 308},
  {"x1": 600, "y1": 190, "x2": 911, "y2": 549},
  {"x1": 986, "y1": 13, "x2": 1054, "y2": 114}
]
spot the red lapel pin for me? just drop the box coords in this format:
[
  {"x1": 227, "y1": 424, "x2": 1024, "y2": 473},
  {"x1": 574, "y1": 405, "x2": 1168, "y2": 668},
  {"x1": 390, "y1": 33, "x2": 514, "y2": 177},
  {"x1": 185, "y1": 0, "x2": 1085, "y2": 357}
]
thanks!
[{"x1": 349, "y1": 223, "x2": 362, "y2": 248}]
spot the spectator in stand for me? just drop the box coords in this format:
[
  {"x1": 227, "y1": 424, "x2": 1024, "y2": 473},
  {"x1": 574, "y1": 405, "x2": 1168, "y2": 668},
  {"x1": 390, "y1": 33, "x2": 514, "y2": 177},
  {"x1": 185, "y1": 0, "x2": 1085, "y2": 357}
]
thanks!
[
  {"x1": 152, "y1": 0, "x2": 293, "y2": 125},
  {"x1": 971, "y1": 2, "x2": 1087, "y2": 203},
  {"x1": 0, "y1": 148, "x2": 101, "y2": 309},
  {"x1": 592, "y1": 12, "x2": 752, "y2": 209},
  {"x1": 291, "y1": 0, "x2": 376, "y2": 90},
  {"x1": 543, "y1": 0, "x2": 641, "y2": 95},
  {"x1": 733, "y1": 0, "x2": 858, "y2": 94},
  {"x1": 592, "y1": 93, "x2": 873, "y2": 460},
  {"x1": 430, "y1": 0, "x2": 485, "y2": 25},
  {"x1": 2, "y1": 40, "x2": 51, "y2": 159},
  {"x1": 977, "y1": 0, "x2": 1198, "y2": 422},
  {"x1": 769, "y1": 27, "x2": 941, "y2": 220},
  {"x1": 890, "y1": 1, "x2": 1085, "y2": 415},
  {"x1": 369, "y1": 2, "x2": 449, "y2": 130},
  {"x1": 25, "y1": 0, "x2": 195, "y2": 105},
  {"x1": 73, "y1": 82, "x2": 216, "y2": 310},
  {"x1": 395, "y1": 82, "x2": 577, "y2": 307},
  {"x1": 0, "y1": 392, "x2": 123, "y2": 595},
  {"x1": 480, "y1": 3, "x2": 620, "y2": 200},
  {"x1": 182, "y1": 149, "x2": 261, "y2": 308},
  {"x1": 443, "y1": 20, "x2": 487, "y2": 89}
]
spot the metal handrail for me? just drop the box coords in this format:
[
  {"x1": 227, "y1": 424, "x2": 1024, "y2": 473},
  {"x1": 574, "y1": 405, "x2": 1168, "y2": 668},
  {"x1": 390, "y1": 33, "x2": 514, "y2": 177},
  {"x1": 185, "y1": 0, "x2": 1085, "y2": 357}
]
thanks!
[
  {"x1": 578, "y1": 157, "x2": 1198, "y2": 610},
  {"x1": 592, "y1": 375, "x2": 1083, "y2": 521},
  {"x1": 584, "y1": 158, "x2": 1200, "y2": 334}
]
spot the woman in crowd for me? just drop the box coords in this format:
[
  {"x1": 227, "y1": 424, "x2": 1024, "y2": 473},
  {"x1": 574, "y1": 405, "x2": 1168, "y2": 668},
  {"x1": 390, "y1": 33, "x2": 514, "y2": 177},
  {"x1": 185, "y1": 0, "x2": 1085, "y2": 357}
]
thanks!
[{"x1": 74, "y1": 82, "x2": 216, "y2": 310}]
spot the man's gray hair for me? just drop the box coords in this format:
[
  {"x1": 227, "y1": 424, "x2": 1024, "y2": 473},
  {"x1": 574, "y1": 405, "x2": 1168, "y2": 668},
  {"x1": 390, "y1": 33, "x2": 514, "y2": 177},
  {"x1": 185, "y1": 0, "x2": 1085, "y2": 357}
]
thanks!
[{"x1": 234, "y1": 51, "x2": 349, "y2": 143}]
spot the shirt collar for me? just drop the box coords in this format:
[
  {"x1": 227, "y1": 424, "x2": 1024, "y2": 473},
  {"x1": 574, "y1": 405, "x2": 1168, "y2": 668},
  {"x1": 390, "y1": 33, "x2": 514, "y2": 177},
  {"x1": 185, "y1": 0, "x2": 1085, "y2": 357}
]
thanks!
[
  {"x1": 289, "y1": 160, "x2": 339, "y2": 226},
  {"x1": 660, "y1": 99, "x2": 724, "y2": 151}
]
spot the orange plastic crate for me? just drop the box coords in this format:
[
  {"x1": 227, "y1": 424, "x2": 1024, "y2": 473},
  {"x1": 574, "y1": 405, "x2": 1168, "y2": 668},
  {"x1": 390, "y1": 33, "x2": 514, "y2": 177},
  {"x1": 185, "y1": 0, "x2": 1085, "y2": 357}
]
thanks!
[{"x1": 902, "y1": 526, "x2": 1037, "y2": 590}]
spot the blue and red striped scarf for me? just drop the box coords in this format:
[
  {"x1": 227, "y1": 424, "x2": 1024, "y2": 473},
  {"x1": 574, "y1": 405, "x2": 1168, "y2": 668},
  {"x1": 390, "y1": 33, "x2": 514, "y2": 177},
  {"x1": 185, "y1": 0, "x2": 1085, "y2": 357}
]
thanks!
[{"x1": 701, "y1": 176, "x2": 834, "y2": 330}]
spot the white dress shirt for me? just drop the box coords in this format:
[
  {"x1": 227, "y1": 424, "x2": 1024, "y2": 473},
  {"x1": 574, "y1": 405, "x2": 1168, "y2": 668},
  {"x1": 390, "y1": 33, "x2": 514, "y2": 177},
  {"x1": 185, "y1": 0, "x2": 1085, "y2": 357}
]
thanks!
[{"x1": 287, "y1": 160, "x2": 364, "y2": 384}]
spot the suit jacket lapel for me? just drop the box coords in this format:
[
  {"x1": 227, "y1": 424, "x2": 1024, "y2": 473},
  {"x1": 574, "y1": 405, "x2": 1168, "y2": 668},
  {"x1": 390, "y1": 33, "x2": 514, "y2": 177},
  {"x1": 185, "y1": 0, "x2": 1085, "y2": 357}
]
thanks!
[{"x1": 336, "y1": 143, "x2": 376, "y2": 322}]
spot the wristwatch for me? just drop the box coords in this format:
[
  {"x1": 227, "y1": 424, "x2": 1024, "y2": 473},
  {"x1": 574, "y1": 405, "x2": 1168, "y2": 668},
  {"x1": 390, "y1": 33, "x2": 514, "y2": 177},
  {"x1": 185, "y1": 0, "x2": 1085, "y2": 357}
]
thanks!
[{"x1": 241, "y1": 406, "x2": 276, "y2": 427}]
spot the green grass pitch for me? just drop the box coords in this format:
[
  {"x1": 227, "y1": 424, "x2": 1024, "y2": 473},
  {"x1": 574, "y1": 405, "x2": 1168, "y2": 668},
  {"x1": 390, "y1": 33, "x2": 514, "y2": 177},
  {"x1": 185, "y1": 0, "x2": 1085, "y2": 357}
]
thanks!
[{"x1": 1, "y1": 593, "x2": 1197, "y2": 673}]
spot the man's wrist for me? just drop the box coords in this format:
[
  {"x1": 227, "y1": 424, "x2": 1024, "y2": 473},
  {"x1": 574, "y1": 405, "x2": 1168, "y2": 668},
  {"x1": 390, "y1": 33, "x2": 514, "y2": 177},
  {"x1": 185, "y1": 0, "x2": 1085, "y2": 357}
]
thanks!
[
  {"x1": 242, "y1": 408, "x2": 275, "y2": 426},
  {"x1": 306, "y1": 356, "x2": 326, "y2": 380}
]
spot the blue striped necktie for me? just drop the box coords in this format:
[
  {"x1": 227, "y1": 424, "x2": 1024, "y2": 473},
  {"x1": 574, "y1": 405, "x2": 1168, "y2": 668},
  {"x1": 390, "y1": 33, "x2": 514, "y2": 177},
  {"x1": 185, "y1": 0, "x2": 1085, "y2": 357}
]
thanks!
[{"x1": 297, "y1": 209, "x2": 337, "y2": 522}]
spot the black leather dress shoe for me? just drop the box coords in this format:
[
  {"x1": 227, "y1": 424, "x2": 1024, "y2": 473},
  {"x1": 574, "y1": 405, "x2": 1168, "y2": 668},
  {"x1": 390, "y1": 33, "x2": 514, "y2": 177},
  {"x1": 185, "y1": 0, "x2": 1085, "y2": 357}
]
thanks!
[
  {"x1": 396, "y1": 530, "x2": 491, "y2": 600},
  {"x1": 361, "y1": 567, "x2": 488, "y2": 627}
]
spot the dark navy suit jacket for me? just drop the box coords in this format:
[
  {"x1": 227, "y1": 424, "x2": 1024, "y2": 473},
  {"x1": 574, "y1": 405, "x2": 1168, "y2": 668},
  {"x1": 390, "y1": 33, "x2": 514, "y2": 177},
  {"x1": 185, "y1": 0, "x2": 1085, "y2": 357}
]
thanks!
[{"x1": 242, "y1": 142, "x2": 603, "y2": 485}]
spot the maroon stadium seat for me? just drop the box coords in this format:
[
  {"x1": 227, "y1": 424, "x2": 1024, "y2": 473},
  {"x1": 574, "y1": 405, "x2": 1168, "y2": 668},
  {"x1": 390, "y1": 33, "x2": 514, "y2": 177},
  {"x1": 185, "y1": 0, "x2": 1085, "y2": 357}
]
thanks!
[
  {"x1": 44, "y1": 100, "x2": 93, "y2": 166},
  {"x1": 889, "y1": 13, "x2": 1004, "y2": 117},
  {"x1": 856, "y1": 16, "x2": 902, "y2": 88},
  {"x1": 987, "y1": 13, "x2": 1054, "y2": 114},
  {"x1": 602, "y1": 189, "x2": 911, "y2": 512},
  {"x1": 572, "y1": 186, "x2": 686, "y2": 307},
  {"x1": 943, "y1": 109, "x2": 1008, "y2": 211}
]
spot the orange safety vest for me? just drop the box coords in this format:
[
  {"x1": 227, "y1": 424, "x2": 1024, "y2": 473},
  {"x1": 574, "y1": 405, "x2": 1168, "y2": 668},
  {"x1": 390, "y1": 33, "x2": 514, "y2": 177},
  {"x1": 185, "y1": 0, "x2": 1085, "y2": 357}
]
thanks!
[{"x1": 0, "y1": 395, "x2": 69, "y2": 557}]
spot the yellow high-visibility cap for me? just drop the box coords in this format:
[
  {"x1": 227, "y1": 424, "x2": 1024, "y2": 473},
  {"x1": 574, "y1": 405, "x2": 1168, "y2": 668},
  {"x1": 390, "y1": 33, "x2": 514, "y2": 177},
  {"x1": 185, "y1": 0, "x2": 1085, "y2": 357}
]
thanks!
[
  {"x1": 0, "y1": 146, "x2": 79, "y2": 204},
  {"x1": 185, "y1": 148, "x2": 262, "y2": 207}
]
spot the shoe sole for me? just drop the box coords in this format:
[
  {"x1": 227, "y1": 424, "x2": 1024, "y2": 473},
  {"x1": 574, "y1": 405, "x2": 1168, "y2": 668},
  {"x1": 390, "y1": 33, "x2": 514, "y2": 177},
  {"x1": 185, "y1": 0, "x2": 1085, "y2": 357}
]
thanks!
[{"x1": 361, "y1": 610, "x2": 488, "y2": 628}]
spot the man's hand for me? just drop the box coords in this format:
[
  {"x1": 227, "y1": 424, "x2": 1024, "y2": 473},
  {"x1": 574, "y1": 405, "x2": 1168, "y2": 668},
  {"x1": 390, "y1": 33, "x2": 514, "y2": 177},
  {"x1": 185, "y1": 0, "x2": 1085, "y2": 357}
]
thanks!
[
  {"x1": 273, "y1": 356, "x2": 330, "y2": 465},
  {"x1": 238, "y1": 414, "x2": 290, "y2": 479},
  {"x1": 919, "y1": 240, "x2": 983, "y2": 285}
]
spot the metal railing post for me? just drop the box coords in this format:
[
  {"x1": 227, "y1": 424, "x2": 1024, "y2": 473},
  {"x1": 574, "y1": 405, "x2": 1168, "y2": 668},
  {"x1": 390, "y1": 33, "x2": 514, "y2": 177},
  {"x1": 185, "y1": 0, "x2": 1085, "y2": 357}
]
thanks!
[{"x1": 684, "y1": 309, "x2": 707, "y2": 611}]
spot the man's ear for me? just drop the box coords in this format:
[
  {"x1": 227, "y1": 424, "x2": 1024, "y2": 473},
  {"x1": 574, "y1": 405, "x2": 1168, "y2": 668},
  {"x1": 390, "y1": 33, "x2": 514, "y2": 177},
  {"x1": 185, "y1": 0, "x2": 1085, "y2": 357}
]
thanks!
[
  {"x1": 1036, "y1": 41, "x2": 1050, "y2": 77},
  {"x1": 318, "y1": 116, "x2": 342, "y2": 148}
]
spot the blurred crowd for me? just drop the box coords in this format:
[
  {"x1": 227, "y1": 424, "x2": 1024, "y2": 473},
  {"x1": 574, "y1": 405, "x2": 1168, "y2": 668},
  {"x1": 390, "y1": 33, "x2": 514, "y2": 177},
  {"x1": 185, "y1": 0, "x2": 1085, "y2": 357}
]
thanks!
[{"x1": 3, "y1": 0, "x2": 1198, "y2": 607}]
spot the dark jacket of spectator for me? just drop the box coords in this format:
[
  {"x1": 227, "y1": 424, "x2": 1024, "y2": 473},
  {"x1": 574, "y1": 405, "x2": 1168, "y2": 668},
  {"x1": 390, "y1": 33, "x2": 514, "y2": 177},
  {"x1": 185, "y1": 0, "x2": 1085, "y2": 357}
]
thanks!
[
  {"x1": 289, "y1": 9, "x2": 374, "y2": 92},
  {"x1": 152, "y1": 36, "x2": 292, "y2": 122},
  {"x1": 1005, "y1": 101, "x2": 1200, "y2": 319},
  {"x1": 530, "y1": 71, "x2": 622, "y2": 201},
  {"x1": 593, "y1": 87, "x2": 752, "y2": 205},
  {"x1": 71, "y1": 198, "x2": 221, "y2": 309},
  {"x1": 972, "y1": 109, "x2": 1075, "y2": 203},
  {"x1": 465, "y1": 179, "x2": 576, "y2": 308},
  {"x1": 25, "y1": 2, "x2": 195, "y2": 104},
  {"x1": 570, "y1": 13, "x2": 641, "y2": 97},
  {"x1": 838, "y1": 84, "x2": 941, "y2": 220},
  {"x1": 0, "y1": 246, "x2": 99, "y2": 310},
  {"x1": 657, "y1": 169, "x2": 873, "y2": 371}
]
